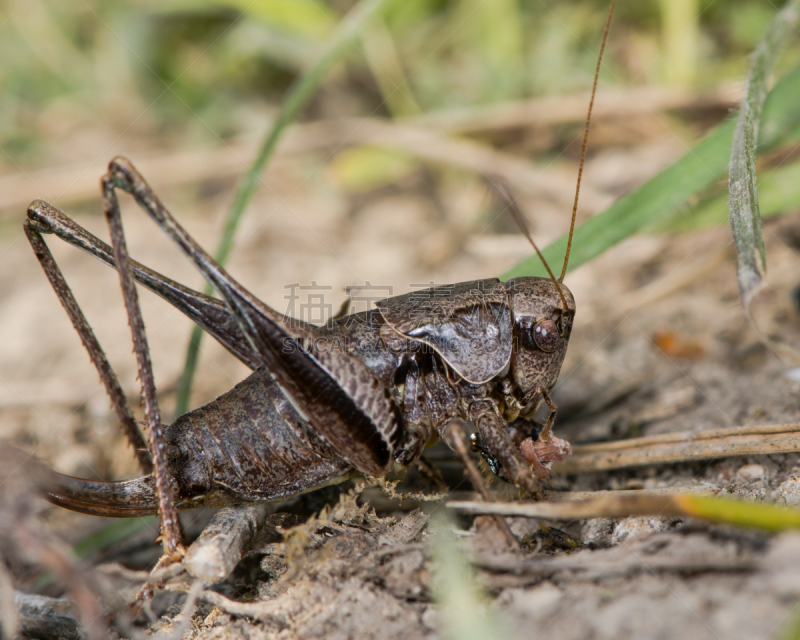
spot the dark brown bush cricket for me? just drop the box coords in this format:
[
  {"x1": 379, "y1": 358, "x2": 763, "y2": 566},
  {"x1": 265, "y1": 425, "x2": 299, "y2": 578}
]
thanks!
[{"x1": 23, "y1": 3, "x2": 615, "y2": 566}]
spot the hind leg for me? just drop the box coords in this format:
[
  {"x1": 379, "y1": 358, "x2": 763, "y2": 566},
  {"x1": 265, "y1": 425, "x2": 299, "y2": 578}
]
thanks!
[
  {"x1": 24, "y1": 215, "x2": 152, "y2": 474},
  {"x1": 26, "y1": 200, "x2": 261, "y2": 370},
  {"x1": 105, "y1": 156, "x2": 405, "y2": 478},
  {"x1": 99, "y1": 173, "x2": 183, "y2": 561}
]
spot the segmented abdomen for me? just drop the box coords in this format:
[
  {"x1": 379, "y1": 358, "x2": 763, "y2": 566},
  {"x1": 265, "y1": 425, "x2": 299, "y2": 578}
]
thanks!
[{"x1": 167, "y1": 367, "x2": 354, "y2": 506}]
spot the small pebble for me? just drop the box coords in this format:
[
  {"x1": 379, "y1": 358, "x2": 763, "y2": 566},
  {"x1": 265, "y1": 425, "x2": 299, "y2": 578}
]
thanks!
[
  {"x1": 776, "y1": 476, "x2": 800, "y2": 506},
  {"x1": 611, "y1": 516, "x2": 672, "y2": 544},
  {"x1": 498, "y1": 584, "x2": 563, "y2": 618},
  {"x1": 737, "y1": 464, "x2": 766, "y2": 481},
  {"x1": 421, "y1": 605, "x2": 438, "y2": 630}
]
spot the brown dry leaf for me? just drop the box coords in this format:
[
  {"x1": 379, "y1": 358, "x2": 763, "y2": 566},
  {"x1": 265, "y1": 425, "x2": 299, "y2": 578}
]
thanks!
[{"x1": 653, "y1": 329, "x2": 706, "y2": 359}]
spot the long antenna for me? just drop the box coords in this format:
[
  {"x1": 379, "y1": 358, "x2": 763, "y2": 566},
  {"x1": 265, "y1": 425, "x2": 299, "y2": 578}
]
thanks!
[
  {"x1": 560, "y1": 0, "x2": 616, "y2": 282},
  {"x1": 490, "y1": 179, "x2": 570, "y2": 313}
]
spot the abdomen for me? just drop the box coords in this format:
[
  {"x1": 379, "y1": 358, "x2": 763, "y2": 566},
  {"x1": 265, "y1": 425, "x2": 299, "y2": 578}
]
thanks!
[{"x1": 167, "y1": 367, "x2": 355, "y2": 507}]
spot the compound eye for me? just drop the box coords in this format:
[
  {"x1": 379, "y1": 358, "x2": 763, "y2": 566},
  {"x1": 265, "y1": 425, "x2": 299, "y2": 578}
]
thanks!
[{"x1": 532, "y1": 319, "x2": 560, "y2": 353}]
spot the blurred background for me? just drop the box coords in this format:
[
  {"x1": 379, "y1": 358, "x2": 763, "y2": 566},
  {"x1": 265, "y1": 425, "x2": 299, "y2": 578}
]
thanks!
[{"x1": 1, "y1": 0, "x2": 799, "y2": 505}]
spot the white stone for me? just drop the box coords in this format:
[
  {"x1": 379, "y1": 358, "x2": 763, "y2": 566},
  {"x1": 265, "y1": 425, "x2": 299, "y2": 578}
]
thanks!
[
  {"x1": 737, "y1": 464, "x2": 766, "y2": 481},
  {"x1": 776, "y1": 476, "x2": 800, "y2": 506},
  {"x1": 611, "y1": 516, "x2": 672, "y2": 544}
]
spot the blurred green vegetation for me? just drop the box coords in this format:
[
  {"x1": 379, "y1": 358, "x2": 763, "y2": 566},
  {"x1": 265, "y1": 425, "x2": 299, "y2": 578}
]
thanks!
[
  {"x1": 1, "y1": 0, "x2": 796, "y2": 169},
  {"x1": 503, "y1": 56, "x2": 800, "y2": 281}
]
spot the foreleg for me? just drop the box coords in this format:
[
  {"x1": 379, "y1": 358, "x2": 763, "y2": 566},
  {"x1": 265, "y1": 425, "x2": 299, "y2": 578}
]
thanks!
[
  {"x1": 467, "y1": 400, "x2": 543, "y2": 498},
  {"x1": 441, "y1": 419, "x2": 517, "y2": 546},
  {"x1": 538, "y1": 388, "x2": 557, "y2": 442}
]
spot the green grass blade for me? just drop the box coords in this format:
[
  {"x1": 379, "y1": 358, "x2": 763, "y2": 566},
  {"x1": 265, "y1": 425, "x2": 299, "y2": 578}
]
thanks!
[
  {"x1": 431, "y1": 513, "x2": 516, "y2": 640},
  {"x1": 659, "y1": 0, "x2": 700, "y2": 87},
  {"x1": 728, "y1": 0, "x2": 799, "y2": 308},
  {"x1": 652, "y1": 157, "x2": 800, "y2": 233},
  {"x1": 502, "y1": 57, "x2": 800, "y2": 281},
  {"x1": 175, "y1": 0, "x2": 389, "y2": 416},
  {"x1": 31, "y1": 517, "x2": 158, "y2": 593},
  {"x1": 73, "y1": 517, "x2": 159, "y2": 559},
  {"x1": 776, "y1": 603, "x2": 800, "y2": 640},
  {"x1": 677, "y1": 494, "x2": 800, "y2": 532}
]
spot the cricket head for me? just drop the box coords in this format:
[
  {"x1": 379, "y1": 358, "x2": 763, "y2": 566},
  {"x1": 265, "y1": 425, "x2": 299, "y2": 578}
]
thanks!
[
  {"x1": 466, "y1": 276, "x2": 575, "y2": 488},
  {"x1": 504, "y1": 276, "x2": 575, "y2": 409},
  {"x1": 467, "y1": 0, "x2": 614, "y2": 490}
]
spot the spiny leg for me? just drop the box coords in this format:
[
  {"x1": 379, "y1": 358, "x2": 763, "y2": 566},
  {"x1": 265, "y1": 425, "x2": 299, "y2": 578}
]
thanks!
[
  {"x1": 26, "y1": 200, "x2": 261, "y2": 370},
  {"x1": 442, "y1": 419, "x2": 518, "y2": 547},
  {"x1": 23, "y1": 216, "x2": 152, "y2": 474},
  {"x1": 105, "y1": 157, "x2": 403, "y2": 478},
  {"x1": 469, "y1": 400, "x2": 544, "y2": 499},
  {"x1": 100, "y1": 174, "x2": 182, "y2": 561},
  {"x1": 537, "y1": 388, "x2": 557, "y2": 442},
  {"x1": 414, "y1": 455, "x2": 449, "y2": 494}
]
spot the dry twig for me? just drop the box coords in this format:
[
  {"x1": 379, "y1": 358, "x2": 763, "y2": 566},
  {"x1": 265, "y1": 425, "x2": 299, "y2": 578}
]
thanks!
[
  {"x1": 11, "y1": 592, "x2": 81, "y2": 640},
  {"x1": 184, "y1": 504, "x2": 274, "y2": 585},
  {"x1": 418, "y1": 84, "x2": 740, "y2": 134},
  {"x1": 0, "y1": 118, "x2": 609, "y2": 215}
]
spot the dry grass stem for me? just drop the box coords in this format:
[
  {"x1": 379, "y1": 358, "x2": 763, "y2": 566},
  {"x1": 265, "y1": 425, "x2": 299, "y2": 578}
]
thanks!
[
  {"x1": 554, "y1": 422, "x2": 800, "y2": 474},
  {"x1": 448, "y1": 488, "x2": 715, "y2": 520},
  {"x1": 470, "y1": 544, "x2": 756, "y2": 580},
  {"x1": 0, "y1": 118, "x2": 610, "y2": 216},
  {"x1": 417, "y1": 84, "x2": 741, "y2": 134}
]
